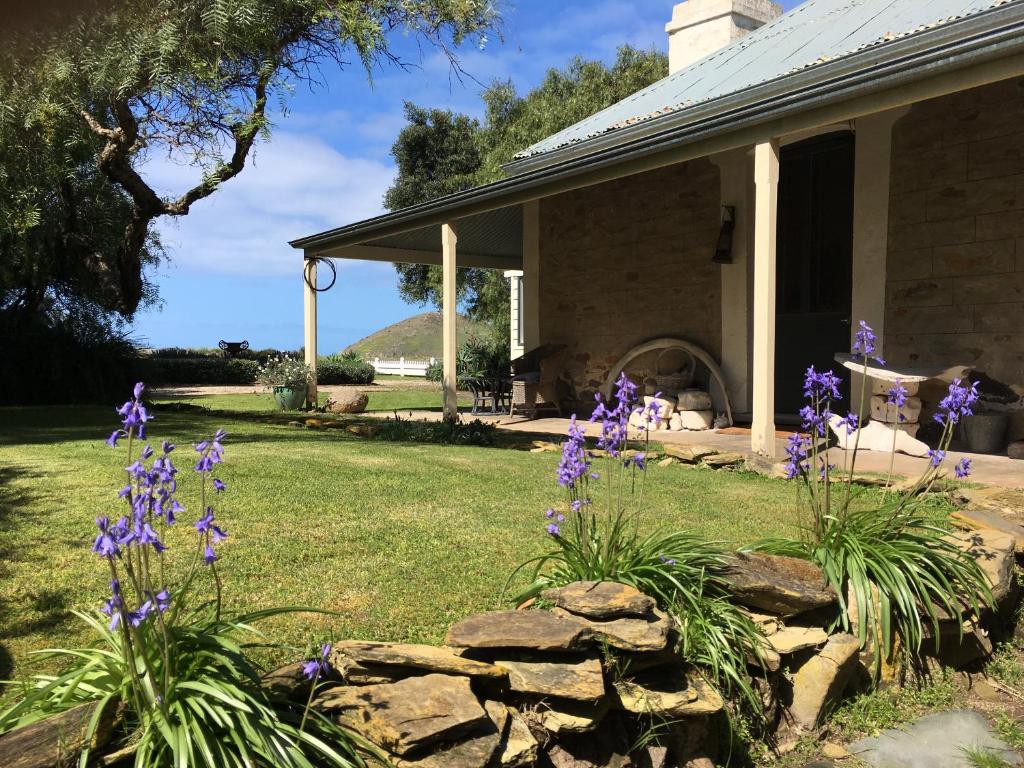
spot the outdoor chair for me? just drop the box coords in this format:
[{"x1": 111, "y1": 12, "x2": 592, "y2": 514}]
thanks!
[
  {"x1": 462, "y1": 376, "x2": 512, "y2": 415},
  {"x1": 218, "y1": 339, "x2": 250, "y2": 358}
]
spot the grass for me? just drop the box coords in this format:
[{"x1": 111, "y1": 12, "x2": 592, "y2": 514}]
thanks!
[
  {"x1": 0, "y1": 397, "x2": 808, "y2": 692},
  {"x1": 827, "y1": 670, "x2": 964, "y2": 739},
  {"x1": 154, "y1": 387, "x2": 471, "y2": 414}
]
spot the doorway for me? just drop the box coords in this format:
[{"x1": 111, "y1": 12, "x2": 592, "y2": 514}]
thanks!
[{"x1": 774, "y1": 132, "x2": 855, "y2": 417}]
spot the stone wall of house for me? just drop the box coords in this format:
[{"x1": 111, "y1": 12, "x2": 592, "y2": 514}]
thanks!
[
  {"x1": 538, "y1": 159, "x2": 722, "y2": 408},
  {"x1": 885, "y1": 77, "x2": 1024, "y2": 387}
]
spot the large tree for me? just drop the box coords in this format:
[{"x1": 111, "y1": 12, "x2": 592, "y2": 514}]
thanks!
[
  {"x1": 0, "y1": 0, "x2": 494, "y2": 320},
  {"x1": 385, "y1": 45, "x2": 667, "y2": 330}
]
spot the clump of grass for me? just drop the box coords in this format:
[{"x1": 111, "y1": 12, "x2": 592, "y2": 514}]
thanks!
[
  {"x1": 373, "y1": 414, "x2": 497, "y2": 445},
  {"x1": 993, "y1": 710, "x2": 1024, "y2": 751},
  {"x1": 962, "y1": 746, "x2": 1015, "y2": 768},
  {"x1": 828, "y1": 669, "x2": 963, "y2": 738}
]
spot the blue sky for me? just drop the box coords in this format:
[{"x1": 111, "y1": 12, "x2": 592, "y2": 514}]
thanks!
[{"x1": 133, "y1": 0, "x2": 798, "y2": 352}]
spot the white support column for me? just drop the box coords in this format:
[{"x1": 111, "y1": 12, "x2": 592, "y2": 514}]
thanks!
[
  {"x1": 851, "y1": 107, "x2": 907, "y2": 350},
  {"x1": 711, "y1": 148, "x2": 753, "y2": 417},
  {"x1": 441, "y1": 222, "x2": 458, "y2": 421},
  {"x1": 521, "y1": 200, "x2": 540, "y2": 350},
  {"x1": 303, "y1": 257, "x2": 318, "y2": 408},
  {"x1": 751, "y1": 139, "x2": 780, "y2": 457}
]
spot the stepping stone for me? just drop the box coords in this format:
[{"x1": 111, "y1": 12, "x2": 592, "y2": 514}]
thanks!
[
  {"x1": 849, "y1": 710, "x2": 1023, "y2": 768},
  {"x1": 662, "y1": 444, "x2": 719, "y2": 463},
  {"x1": 331, "y1": 641, "x2": 506, "y2": 680},
  {"x1": 394, "y1": 699, "x2": 506, "y2": 768},
  {"x1": 958, "y1": 487, "x2": 1024, "y2": 519},
  {"x1": 612, "y1": 669, "x2": 723, "y2": 717},
  {"x1": 551, "y1": 606, "x2": 672, "y2": 652},
  {"x1": 445, "y1": 610, "x2": 589, "y2": 651},
  {"x1": 316, "y1": 674, "x2": 486, "y2": 756},
  {"x1": 702, "y1": 451, "x2": 745, "y2": 468},
  {"x1": 767, "y1": 626, "x2": 829, "y2": 655},
  {"x1": 541, "y1": 581, "x2": 656, "y2": 620},
  {"x1": 723, "y1": 552, "x2": 837, "y2": 616},
  {"x1": 493, "y1": 656, "x2": 604, "y2": 701}
]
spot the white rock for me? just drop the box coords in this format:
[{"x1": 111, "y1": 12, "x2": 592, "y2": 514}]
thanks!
[
  {"x1": 677, "y1": 410, "x2": 712, "y2": 431},
  {"x1": 869, "y1": 395, "x2": 922, "y2": 424},
  {"x1": 677, "y1": 389, "x2": 712, "y2": 411},
  {"x1": 643, "y1": 395, "x2": 677, "y2": 420},
  {"x1": 669, "y1": 413, "x2": 683, "y2": 431},
  {"x1": 828, "y1": 415, "x2": 929, "y2": 457},
  {"x1": 871, "y1": 378, "x2": 920, "y2": 396}
]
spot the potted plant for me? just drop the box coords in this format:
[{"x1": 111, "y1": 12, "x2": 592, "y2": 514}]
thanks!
[{"x1": 257, "y1": 355, "x2": 312, "y2": 410}]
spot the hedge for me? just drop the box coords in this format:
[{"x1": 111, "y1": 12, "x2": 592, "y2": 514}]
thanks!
[
  {"x1": 316, "y1": 355, "x2": 375, "y2": 385},
  {"x1": 134, "y1": 357, "x2": 260, "y2": 385}
]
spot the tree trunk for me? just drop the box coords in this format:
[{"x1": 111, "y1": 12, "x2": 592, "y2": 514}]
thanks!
[{"x1": 0, "y1": 699, "x2": 118, "y2": 768}]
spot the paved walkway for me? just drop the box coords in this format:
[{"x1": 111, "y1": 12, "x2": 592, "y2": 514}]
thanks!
[{"x1": 375, "y1": 408, "x2": 1024, "y2": 489}]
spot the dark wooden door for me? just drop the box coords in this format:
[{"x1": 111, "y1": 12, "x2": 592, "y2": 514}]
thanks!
[{"x1": 774, "y1": 132, "x2": 855, "y2": 417}]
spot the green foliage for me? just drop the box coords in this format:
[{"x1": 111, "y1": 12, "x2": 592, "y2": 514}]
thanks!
[
  {"x1": 316, "y1": 354, "x2": 375, "y2": 386},
  {"x1": 385, "y1": 45, "x2": 667, "y2": 328},
  {"x1": 456, "y1": 335, "x2": 510, "y2": 378},
  {"x1": 963, "y1": 747, "x2": 1015, "y2": 768},
  {"x1": 136, "y1": 357, "x2": 260, "y2": 385},
  {"x1": 257, "y1": 355, "x2": 312, "y2": 390},
  {"x1": 0, "y1": 308, "x2": 139, "y2": 404},
  {"x1": 0, "y1": 609, "x2": 363, "y2": 768},
  {"x1": 993, "y1": 709, "x2": 1024, "y2": 751},
  {"x1": 424, "y1": 359, "x2": 443, "y2": 382},
  {"x1": 373, "y1": 414, "x2": 496, "y2": 446},
  {"x1": 756, "y1": 337, "x2": 991, "y2": 680},
  {"x1": 506, "y1": 379, "x2": 767, "y2": 718},
  {"x1": 827, "y1": 667, "x2": 962, "y2": 737},
  {"x1": 2, "y1": 0, "x2": 495, "y2": 316}
]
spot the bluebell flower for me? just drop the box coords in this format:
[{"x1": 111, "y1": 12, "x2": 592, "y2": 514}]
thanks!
[
  {"x1": 546, "y1": 523, "x2": 561, "y2": 537},
  {"x1": 934, "y1": 378, "x2": 979, "y2": 427},
  {"x1": 954, "y1": 458, "x2": 971, "y2": 479},
  {"x1": 852, "y1": 320, "x2": 885, "y2": 365},
  {"x1": 783, "y1": 433, "x2": 809, "y2": 480},
  {"x1": 928, "y1": 449, "x2": 946, "y2": 467},
  {"x1": 837, "y1": 412, "x2": 859, "y2": 435}
]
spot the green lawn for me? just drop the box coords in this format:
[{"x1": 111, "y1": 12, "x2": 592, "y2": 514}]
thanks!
[
  {"x1": 154, "y1": 387, "x2": 469, "y2": 414},
  {"x1": 0, "y1": 397, "x2": 807, "y2": 690}
]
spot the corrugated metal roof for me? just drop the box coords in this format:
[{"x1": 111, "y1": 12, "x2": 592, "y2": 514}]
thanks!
[{"x1": 515, "y1": 0, "x2": 1016, "y2": 161}]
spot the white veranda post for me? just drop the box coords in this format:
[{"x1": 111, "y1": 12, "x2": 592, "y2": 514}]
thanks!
[
  {"x1": 303, "y1": 257, "x2": 318, "y2": 408},
  {"x1": 441, "y1": 223, "x2": 458, "y2": 421},
  {"x1": 751, "y1": 139, "x2": 779, "y2": 457}
]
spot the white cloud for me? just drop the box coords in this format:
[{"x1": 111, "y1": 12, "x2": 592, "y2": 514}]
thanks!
[{"x1": 145, "y1": 132, "x2": 395, "y2": 277}]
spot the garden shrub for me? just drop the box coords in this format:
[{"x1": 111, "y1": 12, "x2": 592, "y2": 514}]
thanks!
[
  {"x1": 0, "y1": 384, "x2": 364, "y2": 767},
  {"x1": 373, "y1": 414, "x2": 496, "y2": 446},
  {"x1": 423, "y1": 336, "x2": 509, "y2": 384},
  {"x1": 755, "y1": 321, "x2": 990, "y2": 679},
  {"x1": 134, "y1": 356, "x2": 259, "y2": 385},
  {"x1": 0, "y1": 314, "x2": 139, "y2": 405},
  {"x1": 507, "y1": 375, "x2": 768, "y2": 719},
  {"x1": 317, "y1": 353, "x2": 375, "y2": 385},
  {"x1": 424, "y1": 359, "x2": 442, "y2": 382}
]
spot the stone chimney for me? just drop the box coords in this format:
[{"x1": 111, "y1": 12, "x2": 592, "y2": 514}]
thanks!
[{"x1": 666, "y1": 0, "x2": 783, "y2": 74}]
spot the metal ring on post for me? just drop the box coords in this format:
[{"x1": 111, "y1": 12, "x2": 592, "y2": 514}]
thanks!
[{"x1": 303, "y1": 256, "x2": 337, "y2": 292}]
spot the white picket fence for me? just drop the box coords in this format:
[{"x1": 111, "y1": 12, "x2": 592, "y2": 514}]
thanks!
[{"x1": 370, "y1": 356, "x2": 436, "y2": 377}]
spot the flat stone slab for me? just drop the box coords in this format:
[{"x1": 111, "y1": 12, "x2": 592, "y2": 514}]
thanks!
[
  {"x1": 612, "y1": 671, "x2": 723, "y2": 717},
  {"x1": 789, "y1": 633, "x2": 860, "y2": 729},
  {"x1": 849, "y1": 710, "x2": 1023, "y2": 768},
  {"x1": 494, "y1": 656, "x2": 605, "y2": 701},
  {"x1": 394, "y1": 699, "x2": 506, "y2": 768},
  {"x1": 445, "y1": 610, "x2": 589, "y2": 651},
  {"x1": 768, "y1": 626, "x2": 829, "y2": 655},
  {"x1": 317, "y1": 673, "x2": 486, "y2": 756},
  {"x1": 530, "y1": 698, "x2": 609, "y2": 734},
  {"x1": 551, "y1": 606, "x2": 672, "y2": 652},
  {"x1": 662, "y1": 444, "x2": 719, "y2": 463},
  {"x1": 541, "y1": 581, "x2": 656, "y2": 620},
  {"x1": 952, "y1": 509, "x2": 1024, "y2": 553},
  {"x1": 494, "y1": 705, "x2": 538, "y2": 768},
  {"x1": 331, "y1": 641, "x2": 506, "y2": 680},
  {"x1": 723, "y1": 552, "x2": 837, "y2": 616}
]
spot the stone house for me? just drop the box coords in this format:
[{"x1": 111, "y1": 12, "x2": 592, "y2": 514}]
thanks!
[{"x1": 291, "y1": 0, "x2": 1024, "y2": 457}]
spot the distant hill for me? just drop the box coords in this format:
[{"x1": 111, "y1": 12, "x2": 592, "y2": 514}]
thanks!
[{"x1": 344, "y1": 312, "x2": 489, "y2": 359}]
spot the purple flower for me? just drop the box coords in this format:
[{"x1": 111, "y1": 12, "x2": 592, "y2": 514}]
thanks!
[
  {"x1": 928, "y1": 449, "x2": 946, "y2": 467},
  {"x1": 887, "y1": 380, "x2": 909, "y2": 422},
  {"x1": 303, "y1": 643, "x2": 332, "y2": 680},
  {"x1": 204, "y1": 543, "x2": 218, "y2": 565},
  {"x1": 659, "y1": 555, "x2": 677, "y2": 566},
  {"x1": 783, "y1": 433, "x2": 809, "y2": 480},
  {"x1": 546, "y1": 523, "x2": 561, "y2": 537},
  {"x1": 100, "y1": 579, "x2": 124, "y2": 631},
  {"x1": 212, "y1": 479, "x2": 226, "y2": 493},
  {"x1": 106, "y1": 431, "x2": 122, "y2": 449},
  {"x1": 557, "y1": 416, "x2": 591, "y2": 489},
  {"x1": 934, "y1": 378, "x2": 979, "y2": 427},
  {"x1": 195, "y1": 508, "x2": 215, "y2": 533},
  {"x1": 954, "y1": 458, "x2": 972, "y2": 479},
  {"x1": 141, "y1": 444, "x2": 154, "y2": 460},
  {"x1": 92, "y1": 517, "x2": 120, "y2": 559},
  {"x1": 626, "y1": 452, "x2": 647, "y2": 470},
  {"x1": 852, "y1": 320, "x2": 885, "y2": 365},
  {"x1": 155, "y1": 589, "x2": 171, "y2": 613},
  {"x1": 803, "y1": 366, "x2": 842, "y2": 402},
  {"x1": 133, "y1": 382, "x2": 145, "y2": 400},
  {"x1": 545, "y1": 508, "x2": 555, "y2": 519},
  {"x1": 837, "y1": 412, "x2": 859, "y2": 436},
  {"x1": 161, "y1": 440, "x2": 175, "y2": 454},
  {"x1": 590, "y1": 372, "x2": 639, "y2": 457},
  {"x1": 129, "y1": 599, "x2": 154, "y2": 627}
]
